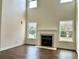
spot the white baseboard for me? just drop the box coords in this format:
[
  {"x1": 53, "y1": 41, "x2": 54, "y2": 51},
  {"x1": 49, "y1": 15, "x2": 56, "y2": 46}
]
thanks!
[{"x1": 0, "y1": 43, "x2": 24, "y2": 51}]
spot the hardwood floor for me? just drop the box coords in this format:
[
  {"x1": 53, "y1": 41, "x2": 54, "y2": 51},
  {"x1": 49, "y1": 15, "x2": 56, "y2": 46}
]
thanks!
[{"x1": 0, "y1": 45, "x2": 77, "y2": 59}]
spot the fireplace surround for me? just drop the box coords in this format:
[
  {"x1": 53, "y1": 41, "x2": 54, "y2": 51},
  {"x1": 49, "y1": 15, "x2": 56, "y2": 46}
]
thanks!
[{"x1": 37, "y1": 28, "x2": 57, "y2": 50}]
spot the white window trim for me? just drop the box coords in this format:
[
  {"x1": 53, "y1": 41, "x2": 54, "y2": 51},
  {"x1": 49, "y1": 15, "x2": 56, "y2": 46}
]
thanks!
[
  {"x1": 59, "y1": 20, "x2": 73, "y2": 42},
  {"x1": 27, "y1": 22, "x2": 37, "y2": 39}
]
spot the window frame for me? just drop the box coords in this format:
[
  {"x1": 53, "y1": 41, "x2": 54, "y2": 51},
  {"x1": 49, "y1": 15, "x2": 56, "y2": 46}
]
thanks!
[
  {"x1": 28, "y1": 0, "x2": 37, "y2": 8},
  {"x1": 27, "y1": 21, "x2": 37, "y2": 39},
  {"x1": 59, "y1": 20, "x2": 73, "y2": 42}
]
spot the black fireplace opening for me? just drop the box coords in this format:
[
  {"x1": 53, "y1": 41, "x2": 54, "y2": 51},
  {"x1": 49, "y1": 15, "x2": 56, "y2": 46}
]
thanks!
[{"x1": 41, "y1": 35, "x2": 53, "y2": 47}]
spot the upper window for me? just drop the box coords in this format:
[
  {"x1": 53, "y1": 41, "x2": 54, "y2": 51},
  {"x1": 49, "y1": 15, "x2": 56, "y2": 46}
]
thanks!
[
  {"x1": 60, "y1": 0, "x2": 73, "y2": 3},
  {"x1": 29, "y1": 0, "x2": 37, "y2": 8}
]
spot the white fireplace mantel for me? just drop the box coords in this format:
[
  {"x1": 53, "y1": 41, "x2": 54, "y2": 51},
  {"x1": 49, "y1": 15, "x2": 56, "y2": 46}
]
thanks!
[
  {"x1": 38, "y1": 28, "x2": 57, "y2": 31},
  {"x1": 37, "y1": 28, "x2": 57, "y2": 50}
]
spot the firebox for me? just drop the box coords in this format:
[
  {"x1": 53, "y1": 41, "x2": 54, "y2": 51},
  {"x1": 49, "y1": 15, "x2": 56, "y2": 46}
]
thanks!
[{"x1": 41, "y1": 35, "x2": 53, "y2": 47}]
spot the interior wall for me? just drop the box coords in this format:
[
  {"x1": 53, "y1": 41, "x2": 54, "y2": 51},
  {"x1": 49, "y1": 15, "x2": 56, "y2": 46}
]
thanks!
[
  {"x1": 76, "y1": 0, "x2": 79, "y2": 55},
  {"x1": 0, "y1": 0, "x2": 2, "y2": 49},
  {"x1": 0, "y1": 0, "x2": 26, "y2": 50},
  {"x1": 57, "y1": 0, "x2": 76, "y2": 50},
  {"x1": 26, "y1": 0, "x2": 76, "y2": 50}
]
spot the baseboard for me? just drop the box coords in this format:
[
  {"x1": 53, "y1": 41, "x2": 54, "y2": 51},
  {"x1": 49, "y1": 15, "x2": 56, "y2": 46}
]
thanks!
[
  {"x1": 57, "y1": 48, "x2": 76, "y2": 51},
  {"x1": 24, "y1": 44, "x2": 36, "y2": 46},
  {"x1": 0, "y1": 43, "x2": 24, "y2": 51},
  {"x1": 76, "y1": 50, "x2": 78, "y2": 55}
]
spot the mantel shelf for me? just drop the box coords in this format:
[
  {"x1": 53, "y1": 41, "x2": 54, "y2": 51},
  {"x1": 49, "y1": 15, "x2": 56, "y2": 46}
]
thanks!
[{"x1": 38, "y1": 28, "x2": 57, "y2": 31}]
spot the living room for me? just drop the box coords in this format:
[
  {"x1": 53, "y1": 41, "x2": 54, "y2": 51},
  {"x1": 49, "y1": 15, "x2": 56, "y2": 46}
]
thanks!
[{"x1": 0, "y1": 0, "x2": 78, "y2": 59}]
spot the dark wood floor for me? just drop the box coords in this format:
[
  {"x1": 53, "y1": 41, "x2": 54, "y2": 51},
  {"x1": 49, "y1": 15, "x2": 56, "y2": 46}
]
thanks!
[{"x1": 0, "y1": 45, "x2": 77, "y2": 59}]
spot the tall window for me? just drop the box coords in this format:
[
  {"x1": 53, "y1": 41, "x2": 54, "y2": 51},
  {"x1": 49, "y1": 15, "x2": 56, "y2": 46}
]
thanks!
[
  {"x1": 60, "y1": 0, "x2": 73, "y2": 3},
  {"x1": 59, "y1": 20, "x2": 73, "y2": 42},
  {"x1": 29, "y1": 0, "x2": 37, "y2": 8},
  {"x1": 27, "y1": 22, "x2": 37, "y2": 39}
]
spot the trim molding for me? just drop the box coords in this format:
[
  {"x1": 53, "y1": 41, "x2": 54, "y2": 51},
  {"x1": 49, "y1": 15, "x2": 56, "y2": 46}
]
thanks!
[
  {"x1": 38, "y1": 28, "x2": 57, "y2": 31},
  {"x1": 0, "y1": 43, "x2": 24, "y2": 51},
  {"x1": 24, "y1": 44, "x2": 36, "y2": 46}
]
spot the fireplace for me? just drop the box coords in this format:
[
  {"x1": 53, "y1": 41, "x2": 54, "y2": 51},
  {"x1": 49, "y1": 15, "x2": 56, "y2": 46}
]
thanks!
[{"x1": 41, "y1": 35, "x2": 53, "y2": 47}]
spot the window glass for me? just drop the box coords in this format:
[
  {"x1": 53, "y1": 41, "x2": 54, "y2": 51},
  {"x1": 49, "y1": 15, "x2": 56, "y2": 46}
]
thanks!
[
  {"x1": 27, "y1": 22, "x2": 37, "y2": 39},
  {"x1": 29, "y1": 0, "x2": 37, "y2": 8},
  {"x1": 60, "y1": 0, "x2": 73, "y2": 3},
  {"x1": 59, "y1": 20, "x2": 73, "y2": 42}
]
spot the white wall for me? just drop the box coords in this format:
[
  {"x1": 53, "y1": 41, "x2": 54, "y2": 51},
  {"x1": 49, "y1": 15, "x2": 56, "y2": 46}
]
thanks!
[
  {"x1": 0, "y1": 0, "x2": 26, "y2": 50},
  {"x1": 77, "y1": 0, "x2": 79, "y2": 57},
  {"x1": 0, "y1": 0, "x2": 2, "y2": 49}
]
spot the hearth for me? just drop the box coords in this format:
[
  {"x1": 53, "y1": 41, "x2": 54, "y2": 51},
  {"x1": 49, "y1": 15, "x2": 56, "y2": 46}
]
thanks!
[{"x1": 41, "y1": 35, "x2": 53, "y2": 47}]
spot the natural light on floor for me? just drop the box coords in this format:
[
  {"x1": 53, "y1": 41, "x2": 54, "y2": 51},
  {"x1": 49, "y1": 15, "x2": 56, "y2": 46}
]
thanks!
[{"x1": 60, "y1": 0, "x2": 73, "y2": 3}]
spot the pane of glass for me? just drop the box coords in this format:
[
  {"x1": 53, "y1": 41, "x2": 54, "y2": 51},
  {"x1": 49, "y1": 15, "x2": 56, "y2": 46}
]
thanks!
[
  {"x1": 60, "y1": 0, "x2": 73, "y2": 3},
  {"x1": 29, "y1": 0, "x2": 37, "y2": 8},
  {"x1": 59, "y1": 20, "x2": 73, "y2": 42},
  {"x1": 27, "y1": 22, "x2": 37, "y2": 39}
]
